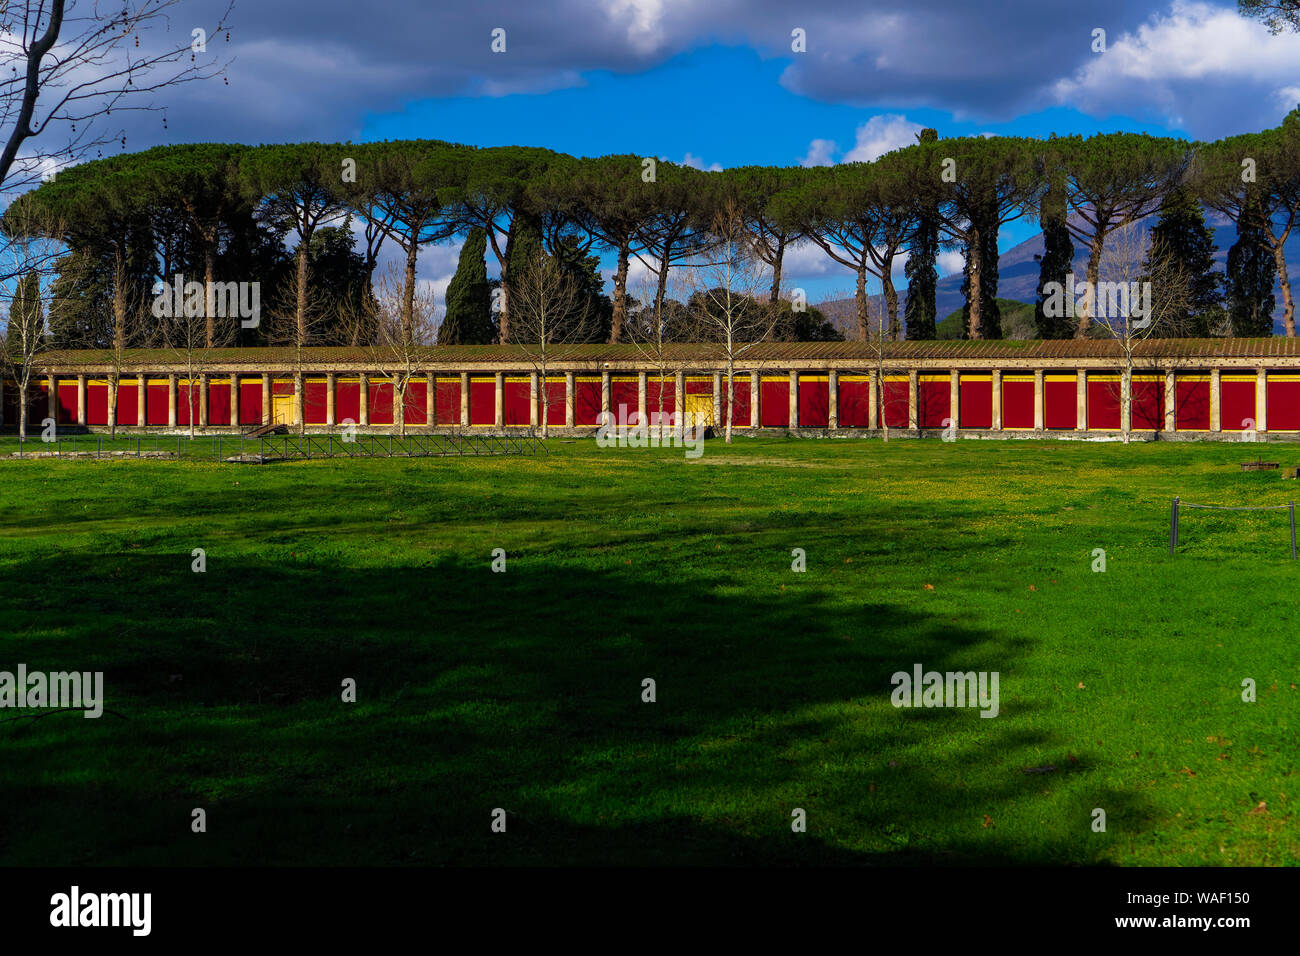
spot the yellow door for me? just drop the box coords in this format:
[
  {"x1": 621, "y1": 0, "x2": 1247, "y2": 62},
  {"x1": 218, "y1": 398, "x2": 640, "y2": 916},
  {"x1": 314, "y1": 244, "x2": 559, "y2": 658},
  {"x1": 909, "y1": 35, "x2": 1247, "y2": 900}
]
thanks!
[
  {"x1": 272, "y1": 394, "x2": 295, "y2": 426},
  {"x1": 683, "y1": 393, "x2": 714, "y2": 429}
]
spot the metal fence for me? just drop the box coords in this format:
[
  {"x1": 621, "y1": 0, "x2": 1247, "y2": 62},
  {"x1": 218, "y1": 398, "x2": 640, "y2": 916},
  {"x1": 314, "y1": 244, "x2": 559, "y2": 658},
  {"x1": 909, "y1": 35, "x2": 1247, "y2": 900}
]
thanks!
[
  {"x1": 2, "y1": 433, "x2": 549, "y2": 463},
  {"x1": 1169, "y1": 496, "x2": 1297, "y2": 559}
]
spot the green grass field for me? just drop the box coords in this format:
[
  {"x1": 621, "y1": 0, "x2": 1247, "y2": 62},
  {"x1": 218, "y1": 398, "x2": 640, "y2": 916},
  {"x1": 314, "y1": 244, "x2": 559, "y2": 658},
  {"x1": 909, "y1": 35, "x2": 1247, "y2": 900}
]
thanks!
[{"x1": 0, "y1": 435, "x2": 1296, "y2": 866}]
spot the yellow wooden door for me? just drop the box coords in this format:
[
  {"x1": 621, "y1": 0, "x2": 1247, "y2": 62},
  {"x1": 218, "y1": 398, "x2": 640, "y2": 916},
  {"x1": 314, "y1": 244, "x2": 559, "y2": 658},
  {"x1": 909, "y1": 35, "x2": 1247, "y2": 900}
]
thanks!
[
  {"x1": 272, "y1": 394, "x2": 295, "y2": 426},
  {"x1": 683, "y1": 393, "x2": 713, "y2": 429}
]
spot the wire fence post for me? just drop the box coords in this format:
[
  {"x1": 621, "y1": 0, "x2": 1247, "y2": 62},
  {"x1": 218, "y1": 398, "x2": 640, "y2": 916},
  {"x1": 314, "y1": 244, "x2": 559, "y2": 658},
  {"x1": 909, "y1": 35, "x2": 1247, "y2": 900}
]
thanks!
[
  {"x1": 1170, "y1": 496, "x2": 1179, "y2": 555},
  {"x1": 1291, "y1": 501, "x2": 1296, "y2": 560}
]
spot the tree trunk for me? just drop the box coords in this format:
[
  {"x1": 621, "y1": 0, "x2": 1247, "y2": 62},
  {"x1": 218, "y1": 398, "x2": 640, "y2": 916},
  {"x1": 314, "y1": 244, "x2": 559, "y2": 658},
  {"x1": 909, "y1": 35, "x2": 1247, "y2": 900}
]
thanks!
[
  {"x1": 1272, "y1": 234, "x2": 1295, "y2": 337},
  {"x1": 403, "y1": 245, "x2": 417, "y2": 347},
  {"x1": 1077, "y1": 233, "x2": 1105, "y2": 338},
  {"x1": 967, "y1": 224, "x2": 983, "y2": 340},
  {"x1": 296, "y1": 244, "x2": 309, "y2": 346},
  {"x1": 883, "y1": 271, "x2": 899, "y2": 341},
  {"x1": 855, "y1": 266, "x2": 868, "y2": 341},
  {"x1": 769, "y1": 235, "x2": 785, "y2": 304},
  {"x1": 204, "y1": 242, "x2": 217, "y2": 347},
  {"x1": 108, "y1": 377, "x2": 118, "y2": 438},
  {"x1": 725, "y1": 363, "x2": 734, "y2": 444},
  {"x1": 609, "y1": 238, "x2": 630, "y2": 344}
]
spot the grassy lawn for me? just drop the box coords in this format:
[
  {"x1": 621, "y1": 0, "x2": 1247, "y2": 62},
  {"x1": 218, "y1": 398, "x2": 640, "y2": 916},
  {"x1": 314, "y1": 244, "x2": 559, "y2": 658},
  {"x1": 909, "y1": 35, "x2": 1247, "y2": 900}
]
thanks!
[{"x1": 0, "y1": 434, "x2": 1296, "y2": 866}]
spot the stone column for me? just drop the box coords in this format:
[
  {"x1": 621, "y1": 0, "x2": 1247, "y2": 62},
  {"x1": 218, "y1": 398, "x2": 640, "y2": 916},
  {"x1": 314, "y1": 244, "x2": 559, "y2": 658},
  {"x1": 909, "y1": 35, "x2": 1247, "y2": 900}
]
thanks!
[
  {"x1": 1033, "y1": 370, "x2": 1044, "y2": 431},
  {"x1": 749, "y1": 371, "x2": 759, "y2": 428},
  {"x1": 261, "y1": 373, "x2": 272, "y2": 426},
  {"x1": 991, "y1": 370, "x2": 1002, "y2": 431},
  {"x1": 529, "y1": 372, "x2": 539, "y2": 428},
  {"x1": 712, "y1": 372, "x2": 722, "y2": 425},
  {"x1": 788, "y1": 370, "x2": 799, "y2": 428},
  {"x1": 601, "y1": 370, "x2": 611, "y2": 422},
  {"x1": 565, "y1": 372, "x2": 575, "y2": 428},
  {"x1": 359, "y1": 373, "x2": 370, "y2": 427},
  {"x1": 47, "y1": 373, "x2": 57, "y2": 425},
  {"x1": 1256, "y1": 368, "x2": 1268, "y2": 433},
  {"x1": 1121, "y1": 372, "x2": 1132, "y2": 434},
  {"x1": 199, "y1": 374, "x2": 209, "y2": 427},
  {"x1": 1075, "y1": 372, "x2": 1086, "y2": 432},
  {"x1": 326, "y1": 372, "x2": 337, "y2": 426},
  {"x1": 868, "y1": 370, "x2": 878, "y2": 429},
  {"x1": 293, "y1": 375, "x2": 303, "y2": 428},
  {"x1": 460, "y1": 372, "x2": 469, "y2": 427},
  {"x1": 425, "y1": 372, "x2": 435, "y2": 427},
  {"x1": 167, "y1": 374, "x2": 177, "y2": 427},
  {"x1": 77, "y1": 375, "x2": 87, "y2": 426},
  {"x1": 828, "y1": 370, "x2": 838, "y2": 430},
  {"x1": 494, "y1": 371, "x2": 504, "y2": 427},
  {"x1": 1164, "y1": 370, "x2": 1176, "y2": 433},
  {"x1": 949, "y1": 370, "x2": 960, "y2": 430},
  {"x1": 231, "y1": 375, "x2": 240, "y2": 427},
  {"x1": 137, "y1": 372, "x2": 146, "y2": 426},
  {"x1": 908, "y1": 370, "x2": 918, "y2": 430},
  {"x1": 1210, "y1": 369, "x2": 1221, "y2": 432},
  {"x1": 638, "y1": 372, "x2": 648, "y2": 425}
]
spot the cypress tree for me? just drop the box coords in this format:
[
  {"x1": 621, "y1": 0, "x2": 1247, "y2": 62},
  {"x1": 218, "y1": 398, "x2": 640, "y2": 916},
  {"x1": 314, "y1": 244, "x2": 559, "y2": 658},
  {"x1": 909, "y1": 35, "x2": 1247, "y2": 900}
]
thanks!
[
  {"x1": 1225, "y1": 191, "x2": 1276, "y2": 336},
  {"x1": 1034, "y1": 176, "x2": 1075, "y2": 339},
  {"x1": 1142, "y1": 188, "x2": 1222, "y2": 335},
  {"x1": 904, "y1": 128, "x2": 939, "y2": 340},
  {"x1": 440, "y1": 227, "x2": 495, "y2": 344}
]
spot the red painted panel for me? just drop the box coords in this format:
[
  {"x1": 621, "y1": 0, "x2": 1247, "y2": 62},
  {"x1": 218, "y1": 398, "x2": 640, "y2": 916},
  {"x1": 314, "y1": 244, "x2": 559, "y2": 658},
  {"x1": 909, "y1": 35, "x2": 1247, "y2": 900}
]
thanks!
[
  {"x1": 684, "y1": 378, "x2": 713, "y2": 394},
  {"x1": 86, "y1": 382, "x2": 109, "y2": 426},
  {"x1": 575, "y1": 379, "x2": 601, "y2": 426},
  {"x1": 917, "y1": 378, "x2": 949, "y2": 429},
  {"x1": 239, "y1": 380, "x2": 263, "y2": 425},
  {"x1": 1174, "y1": 377, "x2": 1209, "y2": 430},
  {"x1": 503, "y1": 380, "x2": 530, "y2": 426},
  {"x1": 1221, "y1": 379, "x2": 1256, "y2": 431},
  {"x1": 646, "y1": 377, "x2": 676, "y2": 424},
  {"x1": 1132, "y1": 378, "x2": 1164, "y2": 430},
  {"x1": 404, "y1": 380, "x2": 427, "y2": 426},
  {"x1": 839, "y1": 379, "x2": 871, "y2": 427},
  {"x1": 799, "y1": 376, "x2": 829, "y2": 428},
  {"x1": 336, "y1": 380, "x2": 361, "y2": 425},
  {"x1": 146, "y1": 383, "x2": 168, "y2": 425},
  {"x1": 369, "y1": 381, "x2": 395, "y2": 425},
  {"x1": 177, "y1": 383, "x2": 200, "y2": 426},
  {"x1": 435, "y1": 379, "x2": 461, "y2": 425},
  {"x1": 726, "y1": 377, "x2": 751, "y2": 428},
  {"x1": 57, "y1": 382, "x2": 78, "y2": 424},
  {"x1": 1045, "y1": 377, "x2": 1077, "y2": 430},
  {"x1": 1002, "y1": 379, "x2": 1034, "y2": 429},
  {"x1": 611, "y1": 378, "x2": 638, "y2": 424},
  {"x1": 1267, "y1": 376, "x2": 1300, "y2": 431},
  {"x1": 541, "y1": 379, "x2": 565, "y2": 427},
  {"x1": 882, "y1": 379, "x2": 910, "y2": 428},
  {"x1": 1, "y1": 380, "x2": 17, "y2": 425},
  {"x1": 208, "y1": 382, "x2": 232, "y2": 426},
  {"x1": 469, "y1": 377, "x2": 495, "y2": 425},
  {"x1": 271, "y1": 380, "x2": 294, "y2": 396},
  {"x1": 760, "y1": 380, "x2": 789, "y2": 427},
  {"x1": 116, "y1": 383, "x2": 139, "y2": 425},
  {"x1": 302, "y1": 380, "x2": 329, "y2": 425},
  {"x1": 1086, "y1": 378, "x2": 1120, "y2": 430},
  {"x1": 959, "y1": 377, "x2": 992, "y2": 429}
]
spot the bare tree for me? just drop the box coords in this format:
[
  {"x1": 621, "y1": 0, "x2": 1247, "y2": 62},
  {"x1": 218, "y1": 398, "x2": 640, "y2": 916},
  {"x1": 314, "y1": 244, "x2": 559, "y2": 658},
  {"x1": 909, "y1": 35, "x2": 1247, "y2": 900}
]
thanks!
[
  {"x1": 162, "y1": 272, "x2": 236, "y2": 438},
  {"x1": 508, "y1": 247, "x2": 594, "y2": 439},
  {"x1": 681, "y1": 200, "x2": 779, "y2": 443},
  {"x1": 266, "y1": 264, "x2": 331, "y2": 435},
  {"x1": 370, "y1": 260, "x2": 436, "y2": 437},
  {"x1": 626, "y1": 272, "x2": 693, "y2": 441},
  {"x1": 0, "y1": 1, "x2": 234, "y2": 197}
]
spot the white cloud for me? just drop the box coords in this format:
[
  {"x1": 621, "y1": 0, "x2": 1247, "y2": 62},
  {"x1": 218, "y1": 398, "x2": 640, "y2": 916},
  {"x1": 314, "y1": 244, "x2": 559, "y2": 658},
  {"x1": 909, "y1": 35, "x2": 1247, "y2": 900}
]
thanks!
[
  {"x1": 937, "y1": 250, "x2": 965, "y2": 277},
  {"x1": 800, "y1": 138, "x2": 837, "y2": 167},
  {"x1": 681, "y1": 151, "x2": 722, "y2": 172},
  {"x1": 842, "y1": 115, "x2": 923, "y2": 163}
]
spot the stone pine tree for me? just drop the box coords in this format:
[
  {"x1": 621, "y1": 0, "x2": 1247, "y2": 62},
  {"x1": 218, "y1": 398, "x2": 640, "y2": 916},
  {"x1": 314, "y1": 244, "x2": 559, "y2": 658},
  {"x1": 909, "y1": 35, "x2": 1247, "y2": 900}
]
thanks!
[
  {"x1": 1226, "y1": 191, "x2": 1277, "y2": 336},
  {"x1": 440, "y1": 227, "x2": 496, "y2": 344},
  {"x1": 1035, "y1": 174, "x2": 1075, "y2": 338},
  {"x1": 1142, "y1": 187, "x2": 1223, "y2": 335},
  {"x1": 960, "y1": 200, "x2": 1002, "y2": 339},
  {"x1": 904, "y1": 128, "x2": 940, "y2": 339}
]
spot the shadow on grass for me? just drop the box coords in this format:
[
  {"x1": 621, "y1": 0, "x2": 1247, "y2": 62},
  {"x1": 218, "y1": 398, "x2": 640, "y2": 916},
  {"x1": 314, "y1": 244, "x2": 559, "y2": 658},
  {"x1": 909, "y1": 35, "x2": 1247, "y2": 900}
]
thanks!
[{"x1": 0, "y1": 552, "x2": 1149, "y2": 865}]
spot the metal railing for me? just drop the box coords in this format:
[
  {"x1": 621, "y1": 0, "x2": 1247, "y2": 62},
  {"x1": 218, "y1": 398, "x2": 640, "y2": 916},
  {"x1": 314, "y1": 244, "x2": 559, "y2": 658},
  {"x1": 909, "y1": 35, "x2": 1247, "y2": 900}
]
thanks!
[
  {"x1": 1, "y1": 433, "x2": 548, "y2": 463},
  {"x1": 1169, "y1": 496, "x2": 1297, "y2": 559}
]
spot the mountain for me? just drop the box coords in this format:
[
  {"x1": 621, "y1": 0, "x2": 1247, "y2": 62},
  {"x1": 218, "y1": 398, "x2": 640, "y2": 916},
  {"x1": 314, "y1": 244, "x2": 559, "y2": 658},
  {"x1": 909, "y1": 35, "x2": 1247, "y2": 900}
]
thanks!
[{"x1": 818, "y1": 208, "x2": 1300, "y2": 337}]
